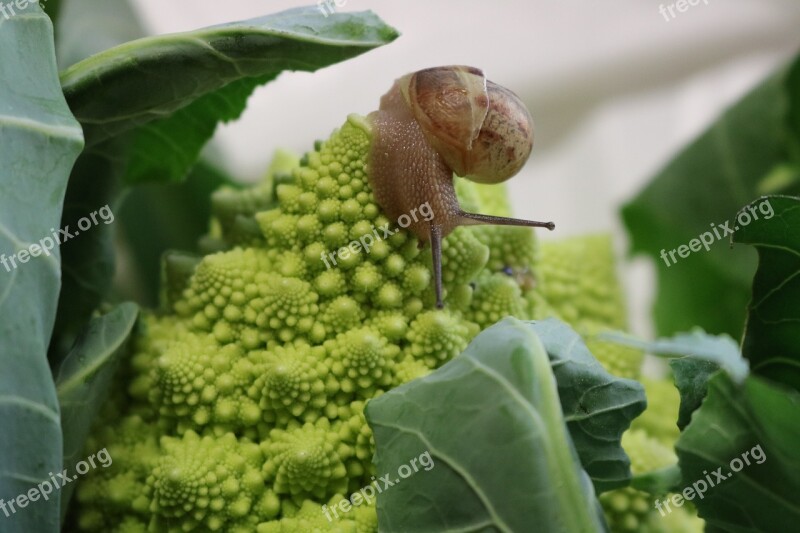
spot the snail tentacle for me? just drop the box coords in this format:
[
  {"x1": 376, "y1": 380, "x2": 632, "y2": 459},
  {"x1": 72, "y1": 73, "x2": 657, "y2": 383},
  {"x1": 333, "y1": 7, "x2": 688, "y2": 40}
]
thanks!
[{"x1": 456, "y1": 211, "x2": 555, "y2": 231}]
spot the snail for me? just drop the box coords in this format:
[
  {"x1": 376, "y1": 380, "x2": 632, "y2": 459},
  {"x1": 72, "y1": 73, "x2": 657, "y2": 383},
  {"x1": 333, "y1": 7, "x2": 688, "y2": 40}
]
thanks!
[{"x1": 367, "y1": 65, "x2": 554, "y2": 308}]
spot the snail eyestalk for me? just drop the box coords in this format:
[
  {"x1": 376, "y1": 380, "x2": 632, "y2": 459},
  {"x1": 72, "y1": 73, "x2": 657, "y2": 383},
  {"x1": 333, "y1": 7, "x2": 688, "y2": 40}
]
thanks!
[
  {"x1": 457, "y1": 211, "x2": 555, "y2": 231},
  {"x1": 367, "y1": 65, "x2": 554, "y2": 308}
]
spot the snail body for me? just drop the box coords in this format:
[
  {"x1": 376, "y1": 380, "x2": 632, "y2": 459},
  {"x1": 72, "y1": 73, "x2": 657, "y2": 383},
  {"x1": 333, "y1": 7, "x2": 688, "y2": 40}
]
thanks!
[{"x1": 367, "y1": 66, "x2": 554, "y2": 308}]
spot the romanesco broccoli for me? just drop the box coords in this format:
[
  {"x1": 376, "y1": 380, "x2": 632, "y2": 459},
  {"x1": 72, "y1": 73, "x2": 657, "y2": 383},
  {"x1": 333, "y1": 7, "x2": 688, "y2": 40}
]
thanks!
[{"x1": 71, "y1": 115, "x2": 655, "y2": 531}]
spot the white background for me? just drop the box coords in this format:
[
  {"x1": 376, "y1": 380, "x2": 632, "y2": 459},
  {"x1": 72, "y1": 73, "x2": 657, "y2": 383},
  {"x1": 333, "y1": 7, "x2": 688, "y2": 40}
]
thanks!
[{"x1": 133, "y1": 0, "x2": 800, "y2": 337}]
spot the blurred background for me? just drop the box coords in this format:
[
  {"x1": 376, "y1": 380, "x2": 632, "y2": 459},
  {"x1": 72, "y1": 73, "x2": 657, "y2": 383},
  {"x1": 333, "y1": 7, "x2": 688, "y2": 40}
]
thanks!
[{"x1": 125, "y1": 0, "x2": 800, "y2": 337}]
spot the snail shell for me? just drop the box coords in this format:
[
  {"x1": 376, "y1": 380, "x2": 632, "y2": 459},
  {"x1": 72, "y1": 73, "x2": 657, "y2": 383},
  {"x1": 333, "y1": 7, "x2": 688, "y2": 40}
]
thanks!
[{"x1": 401, "y1": 66, "x2": 534, "y2": 184}]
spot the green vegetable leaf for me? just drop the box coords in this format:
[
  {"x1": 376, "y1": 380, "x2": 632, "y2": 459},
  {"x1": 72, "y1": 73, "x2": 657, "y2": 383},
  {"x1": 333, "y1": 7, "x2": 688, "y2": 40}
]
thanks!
[
  {"x1": 51, "y1": 140, "x2": 125, "y2": 358},
  {"x1": 55, "y1": 302, "x2": 138, "y2": 520},
  {"x1": 788, "y1": 55, "x2": 800, "y2": 162},
  {"x1": 622, "y1": 55, "x2": 800, "y2": 339},
  {"x1": 601, "y1": 330, "x2": 747, "y2": 381},
  {"x1": 49, "y1": 0, "x2": 145, "y2": 355},
  {"x1": 528, "y1": 319, "x2": 646, "y2": 492},
  {"x1": 60, "y1": 6, "x2": 400, "y2": 184},
  {"x1": 616, "y1": 195, "x2": 800, "y2": 530},
  {"x1": 676, "y1": 373, "x2": 800, "y2": 531},
  {"x1": 121, "y1": 74, "x2": 276, "y2": 185},
  {"x1": 601, "y1": 330, "x2": 745, "y2": 429},
  {"x1": 734, "y1": 195, "x2": 800, "y2": 392},
  {"x1": 670, "y1": 358, "x2": 719, "y2": 430},
  {"x1": 365, "y1": 318, "x2": 607, "y2": 533},
  {"x1": 0, "y1": 2, "x2": 84, "y2": 531}
]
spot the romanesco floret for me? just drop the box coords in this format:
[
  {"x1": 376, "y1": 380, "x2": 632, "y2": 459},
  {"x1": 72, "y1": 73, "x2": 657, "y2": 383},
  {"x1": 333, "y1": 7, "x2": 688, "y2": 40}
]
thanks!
[
  {"x1": 364, "y1": 310, "x2": 408, "y2": 342},
  {"x1": 531, "y1": 234, "x2": 644, "y2": 379},
  {"x1": 208, "y1": 185, "x2": 274, "y2": 249},
  {"x1": 255, "y1": 344, "x2": 334, "y2": 426},
  {"x1": 126, "y1": 314, "x2": 191, "y2": 415},
  {"x1": 531, "y1": 234, "x2": 626, "y2": 328},
  {"x1": 114, "y1": 516, "x2": 149, "y2": 533},
  {"x1": 474, "y1": 225, "x2": 538, "y2": 279},
  {"x1": 325, "y1": 327, "x2": 399, "y2": 397},
  {"x1": 148, "y1": 333, "x2": 259, "y2": 433},
  {"x1": 582, "y1": 322, "x2": 644, "y2": 380},
  {"x1": 256, "y1": 500, "x2": 359, "y2": 533},
  {"x1": 454, "y1": 177, "x2": 538, "y2": 279},
  {"x1": 600, "y1": 429, "x2": 704, "y2": 533},
  {"x1": 146, "y1": 431, "x2": 279, "y2": 532},
  {"x1": 336, "y1": 401, "x2": 376, "y2": 479},
  {"x1": 261, "y1": 419, "x2": 349, "y2": 505},
  {"x1": 630, "y1": 377, "x2": 682, "y2": 445},
  {"x1": 468, "y1": 272, "x2": 526, "y2": 329},
  {"x1": 74, "y1": 416, "x2": 159, "y2": 531},
  {"x1": 438, "y1": 226, "x2": 489, "y2": 288},
  {"x1": 393, "y1": 355, "x2": 432, "y2": 385},
  {"x1": 405, "y1": 310, "x2": 475, "y2": 368},
  {"x1": 320, "y1": 295, "x2": 364, "y2": 335},
  {"x1": 173, "y1": 247, "x2": 273, "y2": 348},
  {"x1": 600, "y1": 429, "x2": 675, "y2": 532},
  {"x1": 72, "y1": 115, "x2": 648, "y2": 531},
  {"x1": 201, "y1": 148, "x2": 298, "y2": 251}
]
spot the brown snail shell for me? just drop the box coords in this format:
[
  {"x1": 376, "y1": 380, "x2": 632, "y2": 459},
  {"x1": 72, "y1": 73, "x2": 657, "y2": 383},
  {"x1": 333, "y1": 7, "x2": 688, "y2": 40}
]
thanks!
[
  {"x1": 367, "y1": 66, "x2": 553, "y2": 308},
  {"x1": 401, "y1": 66, "x2": 534, "y2": 184}
]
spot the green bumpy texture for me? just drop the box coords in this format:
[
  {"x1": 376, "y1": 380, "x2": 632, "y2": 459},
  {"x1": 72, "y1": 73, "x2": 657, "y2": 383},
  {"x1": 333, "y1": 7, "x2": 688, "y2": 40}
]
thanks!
[
  {"x1": 530, "y1": 234, "x2": 644, "y2": 379},
  {"x1": 72, "y1": 115, "x2": 658, "y2": 531},
  {"x1": 600, "y1": 379, "x2": 704, "y2": 533},
  {"x1": 599, "y1": 428, "x2": 704, "y2": 533}
]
